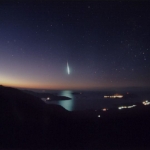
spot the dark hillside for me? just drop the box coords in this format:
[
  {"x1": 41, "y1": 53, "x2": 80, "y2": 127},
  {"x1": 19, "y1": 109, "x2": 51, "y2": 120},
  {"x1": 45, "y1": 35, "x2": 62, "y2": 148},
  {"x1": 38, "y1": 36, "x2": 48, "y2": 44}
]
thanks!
[
  {"x1": 1, "y1": 85, "x2": 150, "y2": 149},
  {"x1": 0, "y1": 85, "x2": 70, "y2": 148}
]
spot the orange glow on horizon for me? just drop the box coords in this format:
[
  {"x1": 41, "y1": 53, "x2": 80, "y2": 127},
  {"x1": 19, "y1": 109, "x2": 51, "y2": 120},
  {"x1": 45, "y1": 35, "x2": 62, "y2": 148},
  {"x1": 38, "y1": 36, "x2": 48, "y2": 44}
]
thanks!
[{"x1": 0, "y1": 81, "x2": 100, "y2": 90}]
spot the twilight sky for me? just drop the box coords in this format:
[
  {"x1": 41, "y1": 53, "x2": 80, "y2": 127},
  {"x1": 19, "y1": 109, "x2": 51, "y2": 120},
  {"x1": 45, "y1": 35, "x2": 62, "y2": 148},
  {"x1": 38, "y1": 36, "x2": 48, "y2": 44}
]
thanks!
[{"x1": 0, "y1": 1, "x2": 150, "y2": 90}]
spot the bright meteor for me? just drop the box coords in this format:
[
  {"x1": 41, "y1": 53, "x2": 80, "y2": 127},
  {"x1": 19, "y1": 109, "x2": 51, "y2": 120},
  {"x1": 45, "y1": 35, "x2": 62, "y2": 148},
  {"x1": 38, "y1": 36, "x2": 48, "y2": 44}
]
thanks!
[{"x1": 67, "y1": 61, "x2": 70, "y2": 75}]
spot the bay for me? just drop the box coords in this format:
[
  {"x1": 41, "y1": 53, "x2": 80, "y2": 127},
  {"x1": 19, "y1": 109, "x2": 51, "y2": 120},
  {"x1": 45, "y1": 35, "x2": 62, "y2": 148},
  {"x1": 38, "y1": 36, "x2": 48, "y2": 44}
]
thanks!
[{"x1": 41, "y1": 90, "x2": 150, "y2": 111}]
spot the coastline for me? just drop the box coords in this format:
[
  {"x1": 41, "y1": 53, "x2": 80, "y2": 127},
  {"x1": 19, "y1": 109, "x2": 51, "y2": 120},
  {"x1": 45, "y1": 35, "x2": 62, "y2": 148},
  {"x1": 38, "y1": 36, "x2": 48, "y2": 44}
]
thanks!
[{"x1": 1, "y1": 85, "x2": 150, "y2": 149}]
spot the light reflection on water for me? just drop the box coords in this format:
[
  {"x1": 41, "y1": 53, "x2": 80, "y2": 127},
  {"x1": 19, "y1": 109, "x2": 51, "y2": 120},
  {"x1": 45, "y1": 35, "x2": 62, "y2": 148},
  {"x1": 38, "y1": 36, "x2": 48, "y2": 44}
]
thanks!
[
  {"x1": 44, "y1": 90, "x2": 74, "y2": 111},
  {"x1": 58, "y1": 91, "x2": 74, "y2": 111},
  {"x1": 43, "y1": 90, "x2": 150, "y2": 111}
]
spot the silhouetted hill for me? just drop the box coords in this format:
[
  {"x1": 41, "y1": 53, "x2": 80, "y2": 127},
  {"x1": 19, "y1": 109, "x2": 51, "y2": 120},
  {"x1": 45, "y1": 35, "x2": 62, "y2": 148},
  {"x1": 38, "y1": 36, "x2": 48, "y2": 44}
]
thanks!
[
  {"x1": 1, "y1": 85, "x2": 150, "y2": 149},
  {"x1": 0, "y1": 85, "x2": 71, "y2": 148},
  {"x1": 0, "y1": 86, "x2": 68, "y2": 117}
]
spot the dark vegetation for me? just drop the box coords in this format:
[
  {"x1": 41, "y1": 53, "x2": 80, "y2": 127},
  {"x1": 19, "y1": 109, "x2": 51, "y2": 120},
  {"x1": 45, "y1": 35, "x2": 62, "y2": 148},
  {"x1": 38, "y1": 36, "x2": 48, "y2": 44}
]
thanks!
[{"x1": 0, "y1": 85, "x2": 150, "y2": 149}]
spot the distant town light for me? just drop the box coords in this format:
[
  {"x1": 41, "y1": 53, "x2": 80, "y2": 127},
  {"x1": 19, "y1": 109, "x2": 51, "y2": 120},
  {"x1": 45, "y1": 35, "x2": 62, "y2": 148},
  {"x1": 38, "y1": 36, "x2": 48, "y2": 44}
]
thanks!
[
  {"x1": 47, "y1": 97, "x2": 50, "y2": 100},
  {"x1": 118, "y1": 106, "x2": 127, "y2": 110},
  {"x1": 142, "y1": 100, "x2": 150, "y2": 105},
  {"x1": 118, "y1": 105, "x2": 136, "y2": 110},
  {"x1": 104, "y1": 94, "x2": 123, "y2": 98},
  {"x1": 102, "y1": 108, "x2": 108, "y2": 111},
  {"x1": 98, "y1": 115, "x2": 100, "y2": 118},
  {"x1": 127, "y1": 105, "x2": 136, "y2": 108}
]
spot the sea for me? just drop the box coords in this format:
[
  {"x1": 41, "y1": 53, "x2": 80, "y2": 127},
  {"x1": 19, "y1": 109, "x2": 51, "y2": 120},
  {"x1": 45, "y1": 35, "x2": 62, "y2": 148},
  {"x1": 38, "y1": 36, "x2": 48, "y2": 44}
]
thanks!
[{"x1": 38, "y1": 90, "x2": 150, "y2": 111}]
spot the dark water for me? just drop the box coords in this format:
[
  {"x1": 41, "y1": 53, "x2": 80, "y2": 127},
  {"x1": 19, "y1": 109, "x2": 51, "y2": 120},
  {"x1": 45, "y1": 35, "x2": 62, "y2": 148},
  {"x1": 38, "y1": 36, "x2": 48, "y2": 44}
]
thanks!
[{"x1": 41, "y1": 90, "x2": 150, "y2": 111}]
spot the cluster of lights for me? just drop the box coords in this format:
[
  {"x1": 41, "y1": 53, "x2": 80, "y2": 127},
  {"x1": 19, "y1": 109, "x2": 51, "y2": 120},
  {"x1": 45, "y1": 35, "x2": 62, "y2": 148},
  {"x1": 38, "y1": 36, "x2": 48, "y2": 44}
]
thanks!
[
  {"x1": 104, "y1": 94, "x2": 123, "y2": 98},
  {"x1": 95, "y1": 100, "x2": 149, "y2": 118},
  {"x1": 118, "y1": 105, "x2": 136, "y2": 110},
  {"x1": 142, "y1": 100, "x2": 150, "y2": 105}
]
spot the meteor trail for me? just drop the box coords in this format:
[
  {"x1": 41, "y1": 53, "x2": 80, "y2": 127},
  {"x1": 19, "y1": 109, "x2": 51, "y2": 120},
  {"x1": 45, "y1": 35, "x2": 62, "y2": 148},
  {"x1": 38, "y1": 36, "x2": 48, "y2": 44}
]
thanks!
[{"x1": 67, "y1": 61, "x2": 70, "y2": 75}]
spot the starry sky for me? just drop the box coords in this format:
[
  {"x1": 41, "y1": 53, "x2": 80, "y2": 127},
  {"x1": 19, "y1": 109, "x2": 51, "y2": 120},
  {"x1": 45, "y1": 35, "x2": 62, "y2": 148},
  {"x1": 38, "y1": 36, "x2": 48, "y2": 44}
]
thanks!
[{"x1": 0, "y1": 1, "x2": 150, "y2": 90}]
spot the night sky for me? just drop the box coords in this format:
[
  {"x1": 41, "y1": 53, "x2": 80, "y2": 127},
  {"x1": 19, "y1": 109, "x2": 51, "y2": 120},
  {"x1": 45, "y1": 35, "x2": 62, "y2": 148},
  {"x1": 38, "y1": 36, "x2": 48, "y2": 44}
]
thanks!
[{"x1": 0, "y1": 1, "x2": 150, "y2": 90}]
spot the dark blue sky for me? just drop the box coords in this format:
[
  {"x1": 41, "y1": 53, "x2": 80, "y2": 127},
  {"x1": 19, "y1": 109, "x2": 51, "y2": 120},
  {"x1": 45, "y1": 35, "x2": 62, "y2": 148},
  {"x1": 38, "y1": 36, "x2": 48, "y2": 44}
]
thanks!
[{"x1": 0, "y1": 1, "x2": 150, "y2": 90}]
